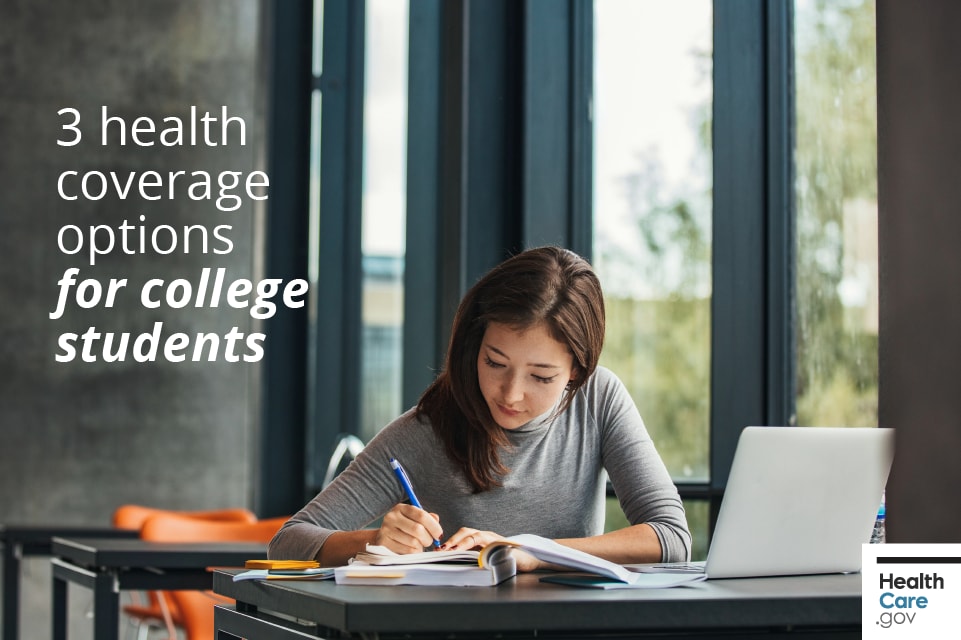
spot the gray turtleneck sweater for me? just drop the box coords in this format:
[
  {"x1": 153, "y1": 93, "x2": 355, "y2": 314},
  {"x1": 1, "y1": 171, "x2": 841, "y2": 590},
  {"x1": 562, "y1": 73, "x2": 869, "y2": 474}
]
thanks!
[{"x1": 268, "y1": 366, "x2": 691, "y2": 563}]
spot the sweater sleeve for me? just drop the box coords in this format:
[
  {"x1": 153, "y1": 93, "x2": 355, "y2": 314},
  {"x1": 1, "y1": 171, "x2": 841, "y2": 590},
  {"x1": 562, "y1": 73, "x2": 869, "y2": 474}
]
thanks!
[
  {"x1": 592, "y1": 368, "x2": 692, "y2": 562},
  {"x1": 267, "y1": 410, "x2": 426, "y2": 561}
]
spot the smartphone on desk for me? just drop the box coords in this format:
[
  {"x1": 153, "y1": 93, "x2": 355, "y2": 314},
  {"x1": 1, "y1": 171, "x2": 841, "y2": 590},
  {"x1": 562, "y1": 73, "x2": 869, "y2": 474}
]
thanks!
[{"x1": 268, "y1": 568, "x2": 334, "y2": 576}]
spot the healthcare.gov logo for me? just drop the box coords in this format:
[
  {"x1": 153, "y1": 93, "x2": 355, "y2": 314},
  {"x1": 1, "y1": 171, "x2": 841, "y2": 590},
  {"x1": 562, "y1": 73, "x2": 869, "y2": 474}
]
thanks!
[{"x1": 863, "y1": 543, "x2": 961, "y2": 638}]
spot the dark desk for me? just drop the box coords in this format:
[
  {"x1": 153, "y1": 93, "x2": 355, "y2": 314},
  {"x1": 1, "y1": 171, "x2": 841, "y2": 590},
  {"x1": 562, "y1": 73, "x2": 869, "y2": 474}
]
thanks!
[
  {"x1": 211, "y1": 569, "x2": 862, "y2": 639},
  {"x1": 0, "y1": 525, "x2": 138, "y2": 640},
  {"x1": 51, "y1": 537, "x2": 265, "y2": 640}
]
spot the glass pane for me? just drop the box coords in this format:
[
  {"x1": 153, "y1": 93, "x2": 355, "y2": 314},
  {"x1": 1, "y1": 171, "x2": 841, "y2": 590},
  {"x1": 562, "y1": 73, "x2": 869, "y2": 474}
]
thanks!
[
  {"x1": 593, "y1": 0, "x2": 713, "y2": 483},
  {"x1": 360, "y1": 0, "x2": 409, "y2": 442},
  {"x1": 794, "y1": 0, "x2": 878, "y2": 428},
  {"x1": 605, "y1": 497, "x2": 709, "y2": 561}
]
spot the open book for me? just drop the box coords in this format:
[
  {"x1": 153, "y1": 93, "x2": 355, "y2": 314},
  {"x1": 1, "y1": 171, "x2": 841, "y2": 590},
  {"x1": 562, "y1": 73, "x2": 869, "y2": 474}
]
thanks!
[{"x1": 334, "y1": 534, "x2": 705, "y2": 588}]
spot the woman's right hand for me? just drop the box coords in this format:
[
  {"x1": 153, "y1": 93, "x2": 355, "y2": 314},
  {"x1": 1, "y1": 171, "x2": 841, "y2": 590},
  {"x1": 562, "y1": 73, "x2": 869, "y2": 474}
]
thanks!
[{"x1": 373, "y1": 503, "x2": 443, "y2": 554}]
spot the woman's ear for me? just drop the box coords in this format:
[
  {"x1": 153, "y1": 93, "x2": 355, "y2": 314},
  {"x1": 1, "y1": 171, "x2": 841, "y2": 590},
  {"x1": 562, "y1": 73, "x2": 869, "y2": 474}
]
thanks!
[{"x1": 566, "y1": 368, "x2": 582, "y2": 390}]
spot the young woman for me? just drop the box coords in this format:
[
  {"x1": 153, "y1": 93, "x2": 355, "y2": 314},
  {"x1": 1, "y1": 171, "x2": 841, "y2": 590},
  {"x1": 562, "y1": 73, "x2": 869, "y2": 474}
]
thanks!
[{"x1": 268, "y1": 246, "x2": 691, "y2": 569}]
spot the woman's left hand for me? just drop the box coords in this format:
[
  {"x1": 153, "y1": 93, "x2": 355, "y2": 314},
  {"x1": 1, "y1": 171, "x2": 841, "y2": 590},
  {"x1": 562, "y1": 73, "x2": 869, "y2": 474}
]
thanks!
[{"x1": 441, "y1": 527, "x2": 541, "y2": 572}]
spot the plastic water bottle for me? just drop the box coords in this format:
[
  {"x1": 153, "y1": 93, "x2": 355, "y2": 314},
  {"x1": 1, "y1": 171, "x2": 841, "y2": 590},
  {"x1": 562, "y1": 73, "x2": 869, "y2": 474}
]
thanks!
[{"x1": 870, "y1": 493, "x2": 886, "y2": 543}]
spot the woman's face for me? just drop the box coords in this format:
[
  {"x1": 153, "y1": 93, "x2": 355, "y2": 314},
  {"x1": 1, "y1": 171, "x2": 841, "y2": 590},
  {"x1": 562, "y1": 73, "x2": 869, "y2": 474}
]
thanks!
[{"x1": 477, "y1": 322, "x2": 574, "y2": 430}]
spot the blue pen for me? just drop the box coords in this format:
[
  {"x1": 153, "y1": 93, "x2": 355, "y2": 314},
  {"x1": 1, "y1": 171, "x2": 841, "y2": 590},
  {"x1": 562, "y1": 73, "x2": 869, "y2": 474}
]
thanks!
[{"x1": 389, "y1": 457, "x2": 442, "y2": 549}]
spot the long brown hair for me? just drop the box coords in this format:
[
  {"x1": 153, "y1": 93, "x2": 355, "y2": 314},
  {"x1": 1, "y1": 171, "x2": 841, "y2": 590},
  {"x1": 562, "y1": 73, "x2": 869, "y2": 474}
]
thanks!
[{"x1": 416, "y1": 246, "x2": 606, "y2": 492}]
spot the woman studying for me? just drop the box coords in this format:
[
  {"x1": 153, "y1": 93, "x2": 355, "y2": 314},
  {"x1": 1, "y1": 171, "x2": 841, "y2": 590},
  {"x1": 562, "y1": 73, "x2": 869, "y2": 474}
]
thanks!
[{"x1": 268, "y1": 246, "x2": 691, "y2": 570}]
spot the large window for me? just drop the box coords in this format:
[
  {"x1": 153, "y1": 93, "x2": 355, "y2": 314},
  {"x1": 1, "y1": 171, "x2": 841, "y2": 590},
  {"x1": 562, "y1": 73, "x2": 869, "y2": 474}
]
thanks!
[
  {"x1": 360, "y1": 0, "x2": 408, "y2": 442},
  {"x1": 303, "y1": 0, "x2": 409, "y2": 492},
  {"x1": 594, "y1": 0, "x2": 713, "y2": 484},
  {"x1": 593, "y1": 0, "x2": 713, "y2": 559},
  {"x1": 266, "y1": 0, "x2": 879, "y2": 528},
  {"x1": 593, "y1": 1, "x2": 878, "y2": 559}
]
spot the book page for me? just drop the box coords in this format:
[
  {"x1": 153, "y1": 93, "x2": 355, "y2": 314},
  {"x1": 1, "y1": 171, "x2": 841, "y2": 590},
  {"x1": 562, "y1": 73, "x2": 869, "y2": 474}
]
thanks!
[
  {"x1": 354, "y1": 544, "x2": 479, "y2": 566},
  {"x1": 487, "y1": 534, "x2": 638, "y2": 583}
]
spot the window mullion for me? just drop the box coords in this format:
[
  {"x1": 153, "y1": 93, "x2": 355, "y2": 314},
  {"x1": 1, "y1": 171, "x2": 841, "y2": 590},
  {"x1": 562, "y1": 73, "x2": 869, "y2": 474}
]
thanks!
[{"x1": 710, "y1": 0, "x2": 767, "y2": 496}]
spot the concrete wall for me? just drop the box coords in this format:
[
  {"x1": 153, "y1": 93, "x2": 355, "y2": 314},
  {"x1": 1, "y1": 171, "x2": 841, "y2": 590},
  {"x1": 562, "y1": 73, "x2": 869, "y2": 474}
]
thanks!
[
  {"x1": 877, "y1": 0, "x2": 961, "y2": 542},
  {"x1": 0, "y1": 1, "x2": 264, "y2": 637}
]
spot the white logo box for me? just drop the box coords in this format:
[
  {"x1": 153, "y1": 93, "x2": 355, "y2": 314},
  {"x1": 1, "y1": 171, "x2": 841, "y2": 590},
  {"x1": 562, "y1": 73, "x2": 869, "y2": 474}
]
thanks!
[{"x1": 862, "y1": 543, "x2": 961, "y2": 638}]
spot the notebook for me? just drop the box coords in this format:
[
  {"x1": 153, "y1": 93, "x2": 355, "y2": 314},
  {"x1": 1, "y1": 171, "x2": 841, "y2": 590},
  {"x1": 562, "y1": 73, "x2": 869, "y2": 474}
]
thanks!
[
  {"x1": 334, "y1": 558, "x2": 517, "y2": 586},
  {"x1": 642, "y1": 426, "x2": 894, "y2": 579}
]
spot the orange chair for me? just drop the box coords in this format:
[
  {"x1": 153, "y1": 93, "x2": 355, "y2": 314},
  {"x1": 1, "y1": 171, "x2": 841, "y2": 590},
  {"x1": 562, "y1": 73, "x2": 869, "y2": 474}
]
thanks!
[
  {"x1": 112, "y1": 505, "x2": 257, "y2": 640},
  {"x1": 113, "y1": 505, "x2": 257, "y2": 530},
  {"x1": 138, "y1": 512, "x2": 289, "y2": 640}
]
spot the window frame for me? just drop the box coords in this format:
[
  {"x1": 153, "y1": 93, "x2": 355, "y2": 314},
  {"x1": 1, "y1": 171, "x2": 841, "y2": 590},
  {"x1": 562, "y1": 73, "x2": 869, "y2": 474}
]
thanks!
[
  {"x1": 708, "y1": 0, "x2": 796, "y2": 524},
  {"x1": 259, "y1": 0, "x2": 799, "y2": 532}
]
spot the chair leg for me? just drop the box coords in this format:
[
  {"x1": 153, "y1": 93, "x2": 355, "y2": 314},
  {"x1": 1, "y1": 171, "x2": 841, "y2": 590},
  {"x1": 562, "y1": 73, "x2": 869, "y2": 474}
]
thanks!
[
  {"x1": 157, "y1": 592, "x2": 178, "y2": 640},
  {"x1": 121, "y1": 591, "x2": 150, "y2": 640}
]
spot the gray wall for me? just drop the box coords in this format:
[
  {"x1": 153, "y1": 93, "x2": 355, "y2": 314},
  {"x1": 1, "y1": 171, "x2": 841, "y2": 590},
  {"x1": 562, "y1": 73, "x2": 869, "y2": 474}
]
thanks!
[
  {"x1": 0, "y1": 1, "x2": 264, "y2": 637},
  {"x1": 877, "y1": 0, "x2": 961, "y2": 542}
]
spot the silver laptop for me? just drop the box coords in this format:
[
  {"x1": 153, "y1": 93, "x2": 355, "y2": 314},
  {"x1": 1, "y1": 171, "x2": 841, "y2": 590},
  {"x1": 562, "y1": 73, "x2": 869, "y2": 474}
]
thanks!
[{"x1": 644, "y1": 426, "x2": 894, "y2": 579}]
